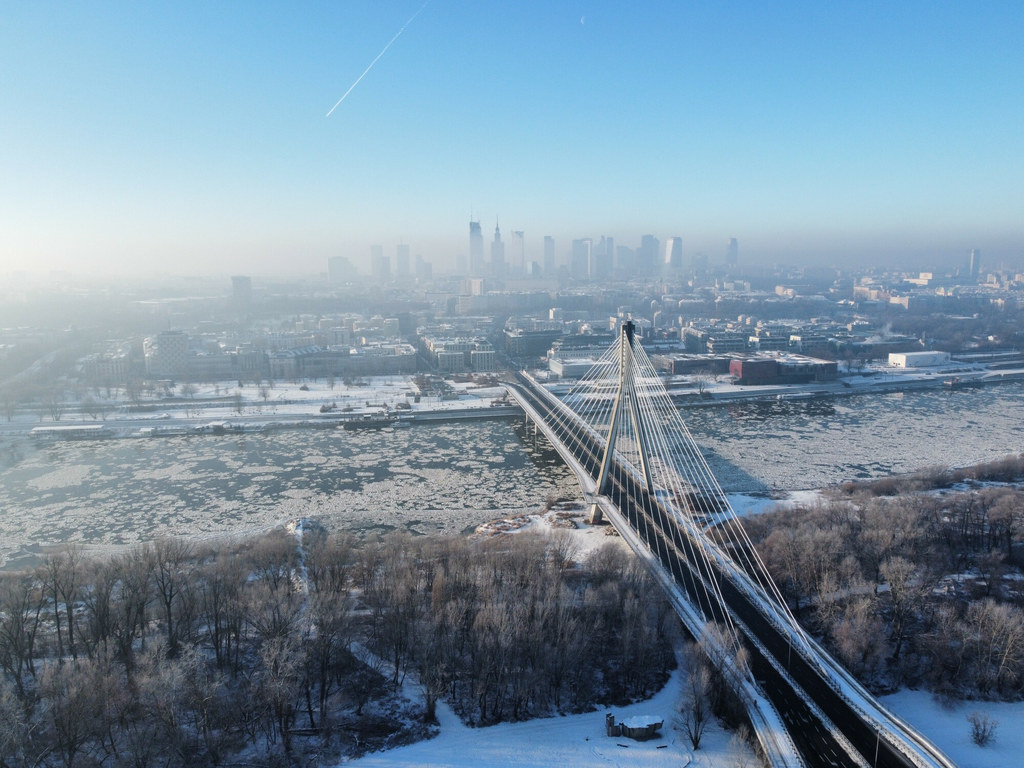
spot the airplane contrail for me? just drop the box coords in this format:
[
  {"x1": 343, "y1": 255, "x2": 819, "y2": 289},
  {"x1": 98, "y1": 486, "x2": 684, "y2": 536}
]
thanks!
[{"x1": 326, "y1": 1, "x2": 431, "y2": 117}]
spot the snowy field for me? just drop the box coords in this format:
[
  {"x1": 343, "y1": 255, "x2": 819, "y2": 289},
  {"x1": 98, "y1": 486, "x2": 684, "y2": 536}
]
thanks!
[{"x1": 348, "y1": 665, "x2": 749, "y2": 768}]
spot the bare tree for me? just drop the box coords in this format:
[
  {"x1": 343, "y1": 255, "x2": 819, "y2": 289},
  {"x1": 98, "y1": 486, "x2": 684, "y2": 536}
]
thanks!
[
  {"x1": 680, "y1": 642, "x2": 713, "y2": 749},
  {"x1": 0, "y1": 573, "x2": 45, "y2": 699},
  {"x1": 151, "y1": 538, "x2": 195, "y2": 657},
  {"x1": 44, "y1": 385, "x2": 67, "y2": 422},
  {"x1": 967, "y1": 711, "x2": 998, "y2": 746},
  {"x1": 0, "y1": 385, "x2": 21, "y2": 422},
  {"x1": 879, "y1": 556, "x2": 927, "y2": 662},
  {"x1": 42, "y1": 546, "x2": 85, "y2": 663},
  {"x1": 0, "y1": 675, "x2": 39, "y2": 767},
  {"x1": 110, "y1": 545, "x2": 154, "y2": 668},
  {"x1": 39, "y1": 653, "x2": 117, "y2": 768}
]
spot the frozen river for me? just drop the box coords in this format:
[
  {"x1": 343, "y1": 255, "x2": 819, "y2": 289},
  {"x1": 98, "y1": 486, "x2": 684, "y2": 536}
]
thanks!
[
  {"x1": 0, "y1": 419, "x2": 577, "y2": 569},
  {"x1": 0, "y1": 382, "x2": 1022, "y2": 568},
  {"x1": 684, "y1": 381, "x2": 1024, "y2": 492}
]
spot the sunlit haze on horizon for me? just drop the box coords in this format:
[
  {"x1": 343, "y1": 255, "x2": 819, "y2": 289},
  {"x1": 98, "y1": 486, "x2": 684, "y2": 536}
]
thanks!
[{"x1": 1, "y1": 1, "x2": 1022, "y2": 277}]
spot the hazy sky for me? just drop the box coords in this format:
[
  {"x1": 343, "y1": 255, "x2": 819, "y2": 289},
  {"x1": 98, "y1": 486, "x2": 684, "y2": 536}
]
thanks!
[{"x1": 2, "y1": 1, "x2": 1022, "y2": 276}]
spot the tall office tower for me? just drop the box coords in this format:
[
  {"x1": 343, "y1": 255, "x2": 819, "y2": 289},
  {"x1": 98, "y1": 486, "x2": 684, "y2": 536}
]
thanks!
[
  {"x1": 571, "y1": 238, "x2": 592, "y2": 279},
  {"x1": 328, "y1": 256, "x2": 357, "y2": 282},
  {"x1": 510, "y1": 230, "x2": 525, "y2": 275},
  {"x1": 638, "y1": 235, "x2": 659, "y2": 275},
  {"x1": 664, "y1": 236, "x2": 683, "y2": 271},
  {"x1": 969, "y1": 248, "x2": 981, "y2": 281},
  {"x1": 396, "y1": 243, "x2": 410, "y2": 279},
  {"x1": 593, "y1": 236, "x2": 614, "y2": 280},
  {"x1": 370, "y1": 245, "x2": 391, "y2": 283},
  {"x1": 469, "y1": 219, "x2": 484, "y2": 275},
  {"x1": 415, "y1": 254, "x2": 432, "y2": 281},
  {"x1": 726, "y1": 237, "x2": 739, "y2": 267},
  {"x1": 490, "y1": 220, "x2": 505, "y2": 277},
  {"x1": 543, "y1": 236, "x2": 555, "y2": 276}
]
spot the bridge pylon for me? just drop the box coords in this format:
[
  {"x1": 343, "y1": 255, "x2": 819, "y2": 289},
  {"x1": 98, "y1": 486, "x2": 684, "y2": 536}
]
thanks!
[{"x1": 589, "y1": 319, "x2": 656, "y2": 524}]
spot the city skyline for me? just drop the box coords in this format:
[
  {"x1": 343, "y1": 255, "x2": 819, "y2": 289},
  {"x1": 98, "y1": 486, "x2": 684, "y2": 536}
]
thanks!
[{"x1": 2, "y1": 1, "x2": 1022, "y2": 276}]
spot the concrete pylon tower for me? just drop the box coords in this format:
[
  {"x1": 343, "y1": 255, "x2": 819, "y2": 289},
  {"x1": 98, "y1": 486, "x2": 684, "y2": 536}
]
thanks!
[{"x1": 589, "y1": 320, "x2": 656, "y2": 524}]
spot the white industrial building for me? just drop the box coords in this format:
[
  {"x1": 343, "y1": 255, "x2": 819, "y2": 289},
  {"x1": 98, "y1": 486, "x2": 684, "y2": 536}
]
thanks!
[{"x1": 888, "y1": 351, "x2": 951, "y2": 368}]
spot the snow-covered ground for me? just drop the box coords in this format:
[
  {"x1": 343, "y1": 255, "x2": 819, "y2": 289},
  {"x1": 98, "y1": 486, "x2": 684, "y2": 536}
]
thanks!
[
  {"x1": 347, "y1": 659, "x2": 749, "y2": 768},
  {"x1": 881, "y1": 690, "x2": 1024, "y2": 768}
]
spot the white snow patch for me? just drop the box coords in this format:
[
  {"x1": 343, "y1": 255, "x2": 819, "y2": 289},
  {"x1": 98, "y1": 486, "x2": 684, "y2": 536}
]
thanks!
[{"x1": 880, "y1": 689, "x2": 1024, "y2": 768}]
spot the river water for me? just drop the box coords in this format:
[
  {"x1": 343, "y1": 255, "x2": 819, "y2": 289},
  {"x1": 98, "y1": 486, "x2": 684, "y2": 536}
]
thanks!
[{"x1": 0, "y1": 383, "x2": 1021, "y2": 568}]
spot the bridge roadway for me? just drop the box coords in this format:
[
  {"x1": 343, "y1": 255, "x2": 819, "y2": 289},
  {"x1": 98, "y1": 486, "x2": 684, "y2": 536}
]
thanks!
[{"x1": 508, "y1": 374, "x2": 954, "y2": 768}]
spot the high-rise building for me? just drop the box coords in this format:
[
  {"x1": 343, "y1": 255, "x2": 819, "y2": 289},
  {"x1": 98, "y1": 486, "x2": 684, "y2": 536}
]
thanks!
[
  {"x1": 726, "y1": 237, "x2": 739, "y2": 267},
  {"x1": 638, "y1": 235, "x2": 659, "y2": 275},
  {"x1": 396, "y1": 243, "x2": 410, "y2": 279},
  {"x1": 415, "y1": 254, "x2": 432, "y2": 281},
  {"x1": 490, "y1": 220, "x2": 505, "y2": 277},
  {"x1": 469, "y1": 220, "x2": 484, "y2": 275},
  {"x1": 370, "y1": 245, "x2": 390, "y2": 283},
  {"x1": 664, "y1": 237, "x2": 683, "y2": 271},
  {"x1": 510, "y1": 230, "x2": 525, "y2": 275},
  {"x1": 969, "y1": 248, "x2": 981, "y2": 281},
  {"x1": 543, "y1": 236, "x2": 555, "y2": 276},
  {"x1": 571, "y1": 238, "x2": 592, "y2": 279},
  {"x1": 593, "y1": 236, "x2": 613, "y2": 279}
]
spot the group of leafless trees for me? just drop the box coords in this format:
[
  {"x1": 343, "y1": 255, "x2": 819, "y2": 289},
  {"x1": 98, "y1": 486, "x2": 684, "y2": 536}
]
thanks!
[
  {"x1": 0, "y1": 527, "x2": 675, "y2": 767},
  {"x1": 734, "y1": 473, "x2": 1024, "y2": 698}
]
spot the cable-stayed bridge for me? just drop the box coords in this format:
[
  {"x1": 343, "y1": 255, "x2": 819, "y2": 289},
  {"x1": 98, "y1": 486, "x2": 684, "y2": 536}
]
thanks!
[{"x1": 505, "y1": 321, "x2": 956, "y2": 768}]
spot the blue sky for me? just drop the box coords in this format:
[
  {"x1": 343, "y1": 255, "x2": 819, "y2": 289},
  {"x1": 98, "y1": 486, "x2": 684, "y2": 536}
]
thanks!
[{"x1": 1, "y1": 1, "x2": 1022, "y2": 276}]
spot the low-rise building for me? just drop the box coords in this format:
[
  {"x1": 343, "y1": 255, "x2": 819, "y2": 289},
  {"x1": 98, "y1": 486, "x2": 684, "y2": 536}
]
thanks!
[{"x1": 888, "y1": 351, "x2": 951, "y2": 368}]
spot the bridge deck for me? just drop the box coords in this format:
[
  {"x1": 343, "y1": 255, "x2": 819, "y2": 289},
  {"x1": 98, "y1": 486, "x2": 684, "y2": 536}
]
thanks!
[{"x1": 506, "y1": 372, "x2": 956, "y2": 768}]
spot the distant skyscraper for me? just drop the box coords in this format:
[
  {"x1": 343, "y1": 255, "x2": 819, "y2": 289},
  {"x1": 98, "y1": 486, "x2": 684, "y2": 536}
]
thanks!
[
  {"x1": 638, "y1": 235, "x2": 659, "y2": 275},
  {"x1": 510, "y1": 230, "x2": 525, "y2": 275},
  {"x1": 543, "y1": 236, "x2": 555, "y2": 276},
  {"x1": 726, "y1": 237, "x2": 739, "y2": 267},
  {"x1": 469, "y1": 219, "x2": 484, "y2": 276},
  {"x1": 969, "y1": 248, "x2": 981, "y2": 280},
  {"x1": 594, "y1": 236, "x2": 613, "y2": 279},
  {"x1": 571, "y1": 238, "x2": 592, "y2": 279},
  {"x1": 396, "y1": 243, "x2": 410, "y2": 279},
  {"x1": 370, "y1": 245, "x2": 390, "y2": 283},
  {"x1": 490, "y1": 220, "x2": 505, "y2": 277},
  {"x1": 664, "y1": 237, "x2": 683, "y2": 271},
  {"x1": 415, "y1": 254, "x2": 432, "y2": 281}
]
